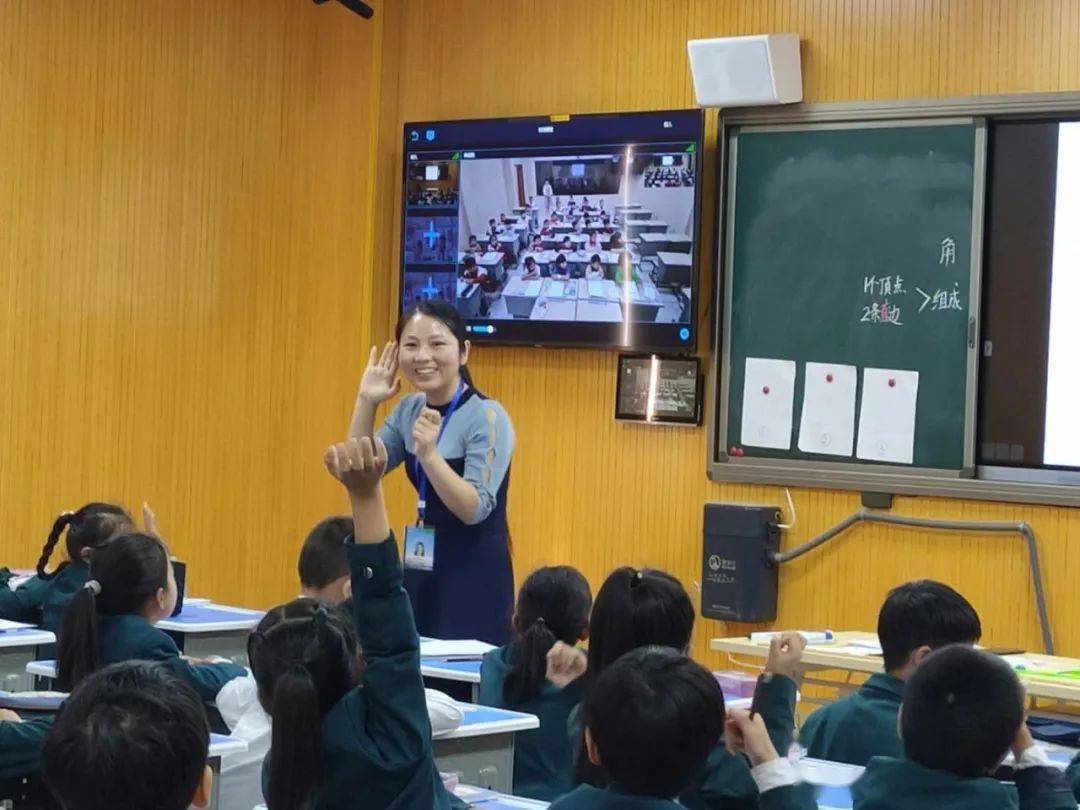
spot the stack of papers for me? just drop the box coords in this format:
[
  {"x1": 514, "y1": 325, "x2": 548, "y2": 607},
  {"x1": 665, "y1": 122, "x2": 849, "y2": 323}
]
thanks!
[
  {"x1": 548, "y1": 281, "x2": 566, "y2": 298},
  {"x1": 523, "y1": 280, "x2": 542, "y2": 296},
  {"x1": 587, "y1": 280, "x2": 605, "y2": 298}
]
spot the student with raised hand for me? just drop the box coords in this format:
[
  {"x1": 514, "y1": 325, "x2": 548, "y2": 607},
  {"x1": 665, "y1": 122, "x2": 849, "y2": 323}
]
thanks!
[
  {"x1": 479, "y1": 566, "x2": 592, "y2": 801},
  {"x1": 42, "y1": 662, "x2": 213, "y2": 810},
  {"x1": 249, "y1": 435, "x2": 458, "y2": 810},
  {"x1": 55, "y1": 532, "x2": 245, "y2": 700},
  {"x1": 799, "y1": 579, "x2": 981, "y2": 766},
  {"x1": 0, "y1": 502, "x2": 134, "y2": 633},
  {"x1": 852, "y1": 645, "x2": 1074, "y2": 810},
  {"x1": 551, "y1": 647, "x2": 811, "y2": 810}
]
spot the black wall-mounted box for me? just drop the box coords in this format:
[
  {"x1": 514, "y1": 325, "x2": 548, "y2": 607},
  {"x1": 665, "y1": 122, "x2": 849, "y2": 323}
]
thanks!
[{"x1": 701, "y1": 503, "x2": 780, "y2": 623}]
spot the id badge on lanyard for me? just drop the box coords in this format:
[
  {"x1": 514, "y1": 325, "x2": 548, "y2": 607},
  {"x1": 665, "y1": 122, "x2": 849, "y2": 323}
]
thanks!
[{"x1": 405, "y1": 382, "x2": 466, "y2": 572}]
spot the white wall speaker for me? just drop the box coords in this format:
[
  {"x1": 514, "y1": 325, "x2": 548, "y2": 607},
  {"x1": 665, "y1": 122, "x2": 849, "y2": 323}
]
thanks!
[{"x1": 687, "y1": 34, "x2": 802, "y2": 108}]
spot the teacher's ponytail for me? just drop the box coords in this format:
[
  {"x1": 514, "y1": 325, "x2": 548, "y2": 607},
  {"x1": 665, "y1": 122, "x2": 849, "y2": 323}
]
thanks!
[
  {"x1": 396, "y1": 299, "x2": 478, "y2": 392},
  {"x1": 503, "y1": 566, "x2": 591, "y2": 705}
]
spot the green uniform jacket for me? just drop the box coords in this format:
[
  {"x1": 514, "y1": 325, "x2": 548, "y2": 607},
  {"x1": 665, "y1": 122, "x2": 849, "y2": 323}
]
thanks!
[
  {"x1": 263, "y1": 534, "x2": 458, "y2": 810},
  {"x1": 798, "y1": 673, "x2": 905, "y2": 766},
  {"x1": 95, "y1": 614, "x2": 245, "y2": 702},
  {"x1": 479, "y1": 642, "x2": 584, "y2": 801},
  {"x1": 0, "y1": 716, "x2": 53, "y2": 778},
  {"x1": 852, "y1": 756, "x2": 1077, "y2": 809},
  {"x1": 550, "y1": 782, "x2": 813, "y2": 810},
  {"x1": 679, "y1": 674, "x2": 799, "y2": 809},
  {"x1": 0, "y1": 563, "x2": 89, "y2": 636},
  {"x1": 1065, "y1": 751, "x2": 1080, "y2": 801}
]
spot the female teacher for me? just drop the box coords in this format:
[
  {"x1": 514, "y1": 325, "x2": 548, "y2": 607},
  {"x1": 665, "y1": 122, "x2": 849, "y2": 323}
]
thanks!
[{"x1": 351, "y1": 299, "x2": 516, "y2": 644}]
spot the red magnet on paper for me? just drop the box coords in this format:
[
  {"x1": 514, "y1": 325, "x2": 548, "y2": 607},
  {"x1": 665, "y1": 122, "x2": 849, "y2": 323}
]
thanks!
[
  {"x1": 826, "y1": 374, "x2": 834, "y2": 383},
  {"x1": 729, "y1": 446, "x2": 738, "y2": 455},
  {"x1": 762, "y1": 386, "x2": 770, "y2": 395},
  {"x1": 888, "y1": 378, "x2": 896, "y2": 388}
]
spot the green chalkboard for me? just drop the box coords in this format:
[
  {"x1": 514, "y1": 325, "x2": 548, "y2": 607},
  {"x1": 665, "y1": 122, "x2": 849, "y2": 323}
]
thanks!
[{"x1": 721, "y1": 120, "x2": 984, "y2": 472}]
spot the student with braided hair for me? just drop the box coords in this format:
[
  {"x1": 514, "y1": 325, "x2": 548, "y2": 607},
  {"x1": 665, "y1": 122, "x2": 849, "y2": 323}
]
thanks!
[{"x1": 0, "y1": 502, "x2": 134, "y2": 635}]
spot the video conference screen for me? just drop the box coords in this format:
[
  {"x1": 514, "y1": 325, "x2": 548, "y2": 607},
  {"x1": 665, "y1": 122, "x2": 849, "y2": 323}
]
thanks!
[
  {"x1": 399, "y1": 110, "x2": 703, "y2": 350},
  {"x1": 979, "y1": 118, "x2": 1080, "y2": 473}
]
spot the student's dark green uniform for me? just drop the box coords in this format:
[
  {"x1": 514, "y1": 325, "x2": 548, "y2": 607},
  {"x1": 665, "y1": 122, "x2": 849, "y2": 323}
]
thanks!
[
  {"x1": 0, "y1": 716, "x2": 52, "y2": 778},
  {"x1": 479, "y1": 642, "x2": 583, "y2": 801},
  {"x1": 1066, "y1": 752, "x2": 1080, "y2": 801},
  {"x1": 569, "y1": 673, "x2": 799, "y2": 809},
  {"x1": 550, "y1": 783, "x2": 813, "y2": 809},
  {"x1": 679, "y1": 674, "x2": 799, "y2": 809},
  {"x1": 263, "y1": 535, "x2": 458, "y2": 810},
  {"x1": 852, "y1": 756, "x2": 1077, "y2": 809},
  {"x1": 0, "y1": 563, "x2": 89, "y2": 635},
  {"x1": 798, "y1": 673, "x2": 904, "y2": 766},
  {"x1": 95, "y1": 614, "x2": 245, "y2": 702}
]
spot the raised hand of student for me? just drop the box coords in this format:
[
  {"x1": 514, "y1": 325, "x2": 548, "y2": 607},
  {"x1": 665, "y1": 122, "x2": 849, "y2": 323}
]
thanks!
[
  {"x1": 324, "y1": 437, "x2": 389, "y2": 498},
  {"x1": 412, "y1": 408, "x2": 442, "y2": 463},
  {"x1": 725, "y1": 708, "x2": 780, "y2": 766},
  {"x1": 764, "y1": 631, "x2": 807, "y2": 679},
  {"x1": 546, "y1": 641, "x2": 587, "y2": 688},
  {"x1": 358, "y1": 343, "x2": 401, "y2": 405},
  {"x1": 141, "y1": 502, "x2": 159, "y2": 537}
]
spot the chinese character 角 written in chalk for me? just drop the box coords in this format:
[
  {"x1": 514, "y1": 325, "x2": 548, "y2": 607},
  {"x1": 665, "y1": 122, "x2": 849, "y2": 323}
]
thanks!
[{"x1": 940, "y1": 237, "x2": 956, "y2": 266}]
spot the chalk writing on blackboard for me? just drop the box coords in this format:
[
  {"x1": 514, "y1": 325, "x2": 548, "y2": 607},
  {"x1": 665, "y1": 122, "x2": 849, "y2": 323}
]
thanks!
[
  {"x1": 860, "y1": 301, "x2": 903, "y2": 326},
  {"x1": 940, "y1": 237, "x2": 956, "y2": 266},
  {"x1": 915, "y1": 283, "x2": 963, "y2": 313},
  {"x1": 863, "y1": 276, "x2": 906, "y2": 296}
]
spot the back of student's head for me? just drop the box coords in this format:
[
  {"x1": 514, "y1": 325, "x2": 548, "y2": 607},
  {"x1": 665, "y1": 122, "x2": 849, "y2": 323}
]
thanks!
[
  {"x1": 901, "y1": 645, "x2": 1023, "y2": 777},
  {"x1": 297, "y1": 515, "x2": 352, "y2": 598},
  {"x1": 587, "y1": 567, "x2": 694, "y2": 678},
  {"x1": 878, "y1": 579, "x2": 981, "y2": 672},
  {"x1": 37, "y1": 502, "x2": 133, "y2": 580},
  {"x1": 57, "y1": 532, "x2": 171, "y2": 691},
  {"x1": 43, "y1": 661, "x2": 210, "y2": 810},
  {"x1": 583, "y1": 646, "x2": 724, "y2": 798},
  {"x1": 249, "y1": 598, "x2": 361, "y2": 810},
  {"x1": 504, "y1": 566, "x2": 592, "y2": 705}
]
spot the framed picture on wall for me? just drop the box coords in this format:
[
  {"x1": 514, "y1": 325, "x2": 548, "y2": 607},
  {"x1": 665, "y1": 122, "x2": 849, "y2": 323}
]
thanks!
[{"x1": 615, "y1": 354, "x2": 702, "y2": 426}]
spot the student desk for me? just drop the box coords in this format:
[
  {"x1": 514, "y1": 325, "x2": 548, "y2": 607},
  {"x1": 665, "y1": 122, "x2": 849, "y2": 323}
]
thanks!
[
  {"x1": 209, "y1": 733, "x2": 248, "y2": 810},
  {"x1": 503, "y1": 277, "x2": 579, "y2": 319},
  {"x1": 579, "y1": 277, "x2": 664, "y2": 323},
  {"x1": 456, "y1": 280, "x2": 482, "y2": 318},
  {"x1": 625, "y1": 219, "x2": 668, "y2": 238},
  {"x1": 453, "y1": 784, "x2": 549, "y2": 807},
  {"x1": 160, "y1": 603, "x2": 263, "y2": 666},
  {"x1": 421, "y1": 657, "x2": 481, "y2": 702},
  {"x1": 0, "y1": 629, "x2": 55, "y2": 692},
  {"x1": 511, "y1": 207, "x2": 528, "y2": 215},
  {"x1": 433, "y1": 703, "x2": 539, "y2": 794},
  {"x1": 614, "y1": 203, "x2": 644, "y2": 213},
  {"x1": 656, "y1": 251, "x2": 692, "y2": 287},
  {"x1": 711, "y1": 632, "x2": 1080, "y2": 708}
]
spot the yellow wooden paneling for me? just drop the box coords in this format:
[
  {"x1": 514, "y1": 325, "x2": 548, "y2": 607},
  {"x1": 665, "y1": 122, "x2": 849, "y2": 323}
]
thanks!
[
  {"x1": 0, "y1": 0, "x2": 383, "y2": 608},
  {"x1": 372, "y1": 0, "x2": 1080, "y2": 666}
]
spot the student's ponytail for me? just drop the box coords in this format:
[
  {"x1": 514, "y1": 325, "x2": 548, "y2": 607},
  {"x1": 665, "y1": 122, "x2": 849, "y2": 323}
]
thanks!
[
  {"x1": 56, "y1": 582, "x2": 101, "y2": 691},
  {"x1": 266, "y1": 666, "x2": 324, "y2": 810},
  {"x1": 503, "y1": 566, "x2": 591, "y2": 705}
]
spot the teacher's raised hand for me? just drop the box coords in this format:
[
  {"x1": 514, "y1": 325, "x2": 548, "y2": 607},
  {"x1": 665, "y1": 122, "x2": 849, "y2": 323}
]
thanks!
[{"x1": 351, "y1": 343, "x2": 400, "y2": 440}]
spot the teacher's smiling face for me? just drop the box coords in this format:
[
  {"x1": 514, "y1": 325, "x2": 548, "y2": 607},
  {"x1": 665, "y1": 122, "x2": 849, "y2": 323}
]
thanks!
[{"x1": 398, "y1": 313, "x2": 471, "y2": 402}]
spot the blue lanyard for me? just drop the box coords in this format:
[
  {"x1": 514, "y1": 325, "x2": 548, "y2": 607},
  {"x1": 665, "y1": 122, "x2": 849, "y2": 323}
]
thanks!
[{"x1": 415, "y1": 381, "x2": 467, "y2": 525}]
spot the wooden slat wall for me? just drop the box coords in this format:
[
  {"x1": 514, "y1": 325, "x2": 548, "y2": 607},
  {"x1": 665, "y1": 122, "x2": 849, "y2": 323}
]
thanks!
[
  {"x1": 0, "y1": 0, "x2": 383, "y2": 608},
  {"x1": 372, "y1": 0, "x2": 1080, "y2": 665},
  {"x1": 3, "y1": 0, "x2": 1080, "y2": 667}
]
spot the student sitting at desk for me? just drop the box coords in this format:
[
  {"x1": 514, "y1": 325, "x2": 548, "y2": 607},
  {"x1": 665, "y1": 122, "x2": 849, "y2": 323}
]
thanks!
[
  {"x1": 545, "y1": 254, "x2": 570, "y2": 280},
  {"x1": 461, "y1": 255, "x2": 487, "y2": 282},
  {"x1": 608, "y1": 231, "x2": 624, "y2": 250},
  {"x1": 521, "y1": 256, "x2": 542, "y2": 280},
  {"x1": 799, "y1": 580, "x2": 981, "y2": 767},
  {"x1": 249, "y1": 436, "x2": 459, "y2": 810},
  {"x1": 550, "y1": 647, "x2": 808, "y2": 810},
  {"x1": 583, "y1": 232, "x2": 603, "y2": 253},
  {"x1": 488, "y1": 218, "x2": 498, "y2": 236},
  {"x1": 614, "y1": 257, "x2": 640, "y2": 284},
  {"x1": 585, "y1": 255, "x2": 605, "y2": 281},
  {"x1": 479, "y1": 566, "x2": 592, "y2": 801},
  {"x1": 42, "y1": 662, "x2": 214, "y2": 810},
  {"x1": 467, "y1": 235, "x2": 482, "y2": 253},
  {"x1": 559, "y1": 236, "x2": 573, "y2": 252},
  {"x1": 574, "y1": 218, "x2": 585, "y2": 235},
  {"x1": 851, "y1": 646, "x2": 1074, "y2": 810},
  {"x1": 559, "y1": 566, "x2": 804, "y2": 810},
  {"x1": 530, "y1": 235, "x2": 544, "y2": 253},
  {"x1": 55, "y1": 533, "x2": 246, "y2": 701},
  {"x1": 0, "y1": 502, "x2": 134, "y2": 635},
  {"x1": 540, "y1": 219, "x2": 554, "y2": 236}
]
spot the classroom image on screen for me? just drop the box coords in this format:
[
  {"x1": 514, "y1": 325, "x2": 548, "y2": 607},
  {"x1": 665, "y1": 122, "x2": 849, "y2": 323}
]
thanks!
[
  {"x1": 406, "y1": 160, "x2": 460, "y2": 208},
  {"x1": 451, "y1": 152, "x2": 695, "y2": 324}
]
